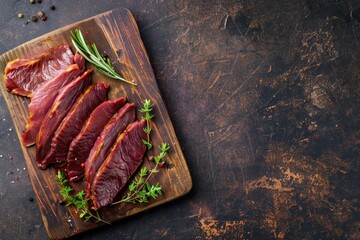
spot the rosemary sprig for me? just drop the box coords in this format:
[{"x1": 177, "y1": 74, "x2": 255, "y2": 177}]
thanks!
[
  {"x1": 70, "y1": 29, "x2": 136, "y2": 86},
  {"x1": 139, "y1": 99, "x2": 154, "y2": 150},
  {"x1": 112, "y1": 143, "x2": 170, "y2": 204},
  {"x1": 56, "y1": 171, "x2": 110, "y2": 224}
]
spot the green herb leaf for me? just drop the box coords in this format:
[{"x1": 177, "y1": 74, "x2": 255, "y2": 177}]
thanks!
[
  {"x1": 140, "y1": 99, "x2": 155, "y2": 150},
  {"x1": 56, "y1": 171, "x2": 110, "y2": 224}
]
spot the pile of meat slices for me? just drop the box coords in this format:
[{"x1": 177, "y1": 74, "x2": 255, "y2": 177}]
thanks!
[{"x1": 5, "y1": 45, "x2": 147, "y2": 210}]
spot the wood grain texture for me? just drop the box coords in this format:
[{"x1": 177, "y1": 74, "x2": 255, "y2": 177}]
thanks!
[{"x1": 0, "y1": 8, "x2": 192, "y2": 240}]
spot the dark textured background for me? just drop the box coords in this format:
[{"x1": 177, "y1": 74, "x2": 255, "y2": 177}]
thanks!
[{"x1": 0, "y1": 0, "x2": 359, "y2": 239}]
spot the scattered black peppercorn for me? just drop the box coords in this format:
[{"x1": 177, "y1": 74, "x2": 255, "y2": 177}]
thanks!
[
  {"x1": 101, "y1": 51, "x2": 109, "y2": 60},
  {"x1": 50, "y1": 5, "x2": 56, "y2": 10},
  {"x1": 28, "y1": 197, "x2": 34, "y2": 202},
  {"x1": 37, "y1": 0, "x2": 42, "y2": 3},
  {"x1": 31, "y1": 16, "x2": 38, "y2": 22}
]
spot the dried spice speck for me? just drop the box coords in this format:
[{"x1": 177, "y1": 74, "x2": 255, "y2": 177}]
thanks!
[
  {"x1": 31, "y1": 16, "x2": 38, "y2": 22},
  {"x1": 50, "y1": 5, "x2": 56, "y2": 10},
  {"x1": 18, "y1": 13, "x2": 24, "y2": 19},
  {"x1": 29, "y1": 197, "x2": 34, "y2": 202},
  {"x1": 37, "y1": 10, "x2": 44, "y2": 18},
  {"x1": 101, "y1": 51, "x2": 109, "y2": 59},
  {"x1": 29, "y1": 0, "x2": 35, "y2": 4}
]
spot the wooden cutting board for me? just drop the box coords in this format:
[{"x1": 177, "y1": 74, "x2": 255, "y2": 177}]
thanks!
[{"x1": 0, "y1": 8, "x2": 192, "y2": 240}]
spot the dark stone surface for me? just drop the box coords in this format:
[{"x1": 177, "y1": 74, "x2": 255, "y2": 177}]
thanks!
[{"x1": 0, "y1": 0, "x2": 359, "y2": 239}]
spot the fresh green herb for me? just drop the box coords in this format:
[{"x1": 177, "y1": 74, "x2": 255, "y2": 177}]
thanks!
[
  {"x1": 139, "y1": 99, "x2": 154, "y2": 150},
  {"x1": 56, "y1": 171, "x2": 110, "y2": 224},
  {"x1": 70, "y1": 29, "x2": 136, "y2": 86},
  {"x1": 112, "y1": 143, "x2": 170, "y2": 205}
]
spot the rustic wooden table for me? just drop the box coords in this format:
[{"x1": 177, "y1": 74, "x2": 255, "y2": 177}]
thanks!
[{"x1": 0, "y1": 1, "x2": 359, "y2": 239}]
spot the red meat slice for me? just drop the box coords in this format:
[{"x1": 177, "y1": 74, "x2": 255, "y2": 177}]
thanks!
[
  {"x1": 41, "y1": 82, "x2": 109, "y2": 168},
  {"x1": 90, "y1": 120, "x2": 147, "y2": 210},
  {"x1": 84, "y1": 103, "x2": 135, "y2": 197},
  {"x1": 73, "y1": 52, "x2": 85, "y2": 71},
  {"x1": 5, "y1": 45, "x2": 76, "y2": 97},
  {"x1": 66, "y1": 97, "x2": 127, "y2": 182},
  {"x1": 22, "y1": 64, "x2": 83, "y2": 147},
  {"x1": 36, "y1": 70, "x2": 92, "y2": 169}
]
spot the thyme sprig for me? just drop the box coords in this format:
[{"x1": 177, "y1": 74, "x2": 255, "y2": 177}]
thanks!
[
  {"x1": 70, "y1": 29, "x2": 136, "y2": 86},
  {"x1": 56, "y1": 171, "x2": 110, "y2": 224},
  {"x1": 139, "y1": 99, "x2": 154, "y2": 150},
  {"x1": 112, "y1": 143, "x2": 170, "y2": 204}
]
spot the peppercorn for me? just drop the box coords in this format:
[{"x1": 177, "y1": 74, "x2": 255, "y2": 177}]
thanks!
[
  {"x1": 37, "y1": 10, "x2": 44, "y2": 18},
  {"x1": 101, "y1": 51, "x2": 109, "y2": 60},
  {"x1": 159, "y1": 160, "x2": 168, "y2": 168},
  {"x1": 41, "y1": 15, "x2": 47, "y2": 21},
  {"x1": 18, "y1": 13, "x2": 24, "y2": 19},
  {"x1": 31, "y1": 16, "x2": 38, "y2": 22},
  {"x1": 29, "y1": 0, "x2": 35, "y2": 4},
  {"x1": 50, "y1": 5, "x2": 56, "y2": 10},
  {"x1": 28, "y1": 197, "x2": 34, "y2": 202},
  {"x1": 37, "y1": 0, "x2": 42, "y2": 3}
]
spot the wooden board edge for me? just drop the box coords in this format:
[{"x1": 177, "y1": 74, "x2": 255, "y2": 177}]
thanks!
[
  {"x1": 118, "y1": 7, "x2": 193, "y2": 196},
  {"x1": 0, "y1": 86, "x2": 56, "y2": 237}
]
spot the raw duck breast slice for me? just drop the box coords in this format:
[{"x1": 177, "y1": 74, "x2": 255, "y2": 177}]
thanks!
[
  {"x1": 22, "y1": 64, "x2": 84, "y2": 147},
  {"x1": 41, "y1": 82, "x2": 109, "y2": 167},
  {"x1": 5, "y1": 45, "x2": 75, "y2": 97},
  {"x1": 66, "y1": 97, "x2": 126, "y2": 182},
  {"x1": 84, "y1": 103, "x2": 135, "y2": 196},
  {"x1": 36, "y1": 70, "x2": 92, "y2": 169},
  {"x1": 90, "y1": 120, "x2": 147, "y2": 210}
]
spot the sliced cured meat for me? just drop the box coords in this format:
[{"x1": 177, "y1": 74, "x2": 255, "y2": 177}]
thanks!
[
  {"x1": 41, "y1": 82, "x2": 109, "y2": 168},
  {"x1": 84, "y1": 103, "x2": 135, "y2": 196},
  {"x1": 66, "y1": 97, "x2": 126, "y2": 182},
  {"x1": 73, "y1": 52, "x2": 86, "y2": 71},
  {"x1": 22, "y1": 64, "x2": 83, "y2": 147},
  {"x1": 36, "y1": 70, "x2": 92, "y2": 169},
  {"x1": 90, "y1": 120, "x2": 147, "y2": 210},
  {"x1": 5, "y1": 45, "x2": 75, "y2": 97}
]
